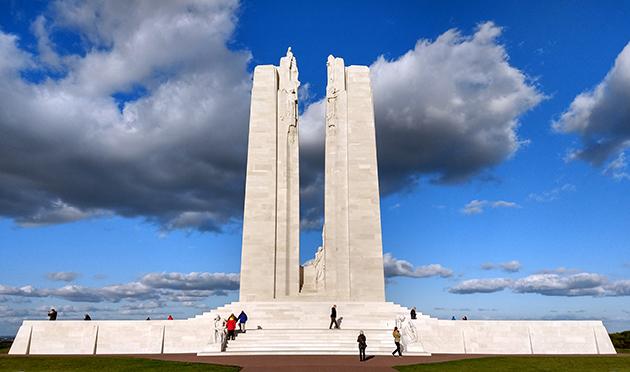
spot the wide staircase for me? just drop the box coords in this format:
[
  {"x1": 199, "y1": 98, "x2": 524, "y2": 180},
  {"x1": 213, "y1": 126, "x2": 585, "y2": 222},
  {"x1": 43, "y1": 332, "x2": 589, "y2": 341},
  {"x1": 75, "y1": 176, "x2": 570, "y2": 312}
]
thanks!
[{"x1": 195, "y1": 301, "x2": 431, "y2": 355}]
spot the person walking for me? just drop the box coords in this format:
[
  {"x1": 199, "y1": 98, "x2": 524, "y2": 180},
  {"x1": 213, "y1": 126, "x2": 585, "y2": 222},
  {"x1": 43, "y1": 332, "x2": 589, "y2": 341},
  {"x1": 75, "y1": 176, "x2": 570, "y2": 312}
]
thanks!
[
  {"x1": 357, "y1": 330, "x2": 367, "y2": 361},
  {"x1": 329, "y1": 304, "x2": 339, "y2": 329},
  {"x1": 48, "y1": 308, "x2": 57, "y2": 321},
  {"x1": 410, "y1": 307, "x2": 417, "y2": 320},
  {"x1": 238, "y1": 310, "x2": 248, "y2": 333},
  {"x1": 392, "y1": 326, "x2": 402, "y2": 356},
  {"x1": 226, "y1": 314, "x2": 237, "y2": 340}
]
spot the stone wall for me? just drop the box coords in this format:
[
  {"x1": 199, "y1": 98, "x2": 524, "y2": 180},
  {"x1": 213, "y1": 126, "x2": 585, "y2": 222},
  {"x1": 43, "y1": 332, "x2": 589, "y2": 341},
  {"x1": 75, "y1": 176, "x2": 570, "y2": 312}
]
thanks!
[
  {"x1": 413, "y1": 319, "x2": 616, "y2": 354},
  {"x1": 9, "y1": 319, "x2": 215, "y2": 355}
]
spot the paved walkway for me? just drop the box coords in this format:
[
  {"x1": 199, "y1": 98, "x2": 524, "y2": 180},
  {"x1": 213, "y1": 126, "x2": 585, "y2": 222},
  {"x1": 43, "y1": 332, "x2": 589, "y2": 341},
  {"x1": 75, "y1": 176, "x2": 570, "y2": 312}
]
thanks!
[{"x1": 145, "y1": 353, "x2": 492, "y2": 371}]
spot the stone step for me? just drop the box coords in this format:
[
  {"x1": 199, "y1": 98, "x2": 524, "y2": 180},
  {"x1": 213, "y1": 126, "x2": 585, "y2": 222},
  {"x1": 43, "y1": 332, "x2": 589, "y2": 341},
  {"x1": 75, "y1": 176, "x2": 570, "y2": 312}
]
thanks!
[{"x1": 200, "y1": 350, "x2": 430, "y2": 356}]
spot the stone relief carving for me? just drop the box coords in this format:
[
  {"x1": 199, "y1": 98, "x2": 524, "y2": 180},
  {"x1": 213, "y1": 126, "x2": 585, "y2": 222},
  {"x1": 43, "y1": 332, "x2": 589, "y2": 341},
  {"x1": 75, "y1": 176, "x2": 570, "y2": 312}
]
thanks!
[
  {"x1": 313, "y1": 245, "x2": 325, "y2": 288},
  {"x1": 396, "y1": 314, "x2": 419, "y2": 351},
  {"x1": 213, "y1": 315, "x2": 226, "y2": 348},
  {"x1": 280, "y1": 47, "x2": 300, "y2": 143},
  {"x1": 326, "y1": 55, "x2": 338, "y2": 129}
]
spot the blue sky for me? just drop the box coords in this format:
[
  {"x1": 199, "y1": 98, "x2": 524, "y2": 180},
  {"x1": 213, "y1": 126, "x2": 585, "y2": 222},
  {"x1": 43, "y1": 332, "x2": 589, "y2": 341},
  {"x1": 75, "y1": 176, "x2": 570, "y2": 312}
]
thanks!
[{"x1": 0, "y1": 0, "x2": 629, "y2": 335}]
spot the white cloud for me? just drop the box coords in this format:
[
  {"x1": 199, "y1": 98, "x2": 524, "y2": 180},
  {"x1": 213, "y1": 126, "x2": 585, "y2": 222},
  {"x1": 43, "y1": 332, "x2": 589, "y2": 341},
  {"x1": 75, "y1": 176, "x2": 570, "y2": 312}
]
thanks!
[
  {"x1": 449, "y1": 270, "x2": 630, "y2": 297},
  {"x1": 46, "y1": 272, "x2": 80, "y2": 282},
  {"x1": 449, "y1": 278, "x2": 512, "y2": 294},
  {"x1": 499, "y1": 260, "x2": 522, "y2": 272},
  {"x1": 462, "y1": 199, "x2": 486, "y2": 215},
  {"x1": 491, "y1": 201, "x2": 520, "y2": 209},
  {"x1": 0, "y1": 0, "x2": 251, "y2": 231},
  {"x1": 383, "y1": 253, "x2": 453, "y2": 278},
  {"x1": 0, "y1": 271, "x2": 239, "y2": 303},
  {"x1": 461, "y1": 199, "x2": 520, "y2": 215},
  {"x1": 480, "y1": 260, "x2": 521, "y2": 273},
  {"x1": 513, "y1": 273, "x2": 608, "y2": 297},
  {"x1": 528, "y1": 183, "x2": 576, "y2": 202},
  {"x1": 371, "y1": 22, "x2": 543, "y2": 186},
  {"x1": 554, "y1": 42, "x2": 630, "y2": 165},
  {"x1": 602, "y1": 151, "x2": 630, "y2": 181},
  {"x1": 139, "y1": 272, "x2": 239, "y2": 291},
  {"x1": 299, "y1": 22, "x2": 542, "y2": 229},
  {"x1": 30, "y1": 15, "x2": 63, "y2": 69}
]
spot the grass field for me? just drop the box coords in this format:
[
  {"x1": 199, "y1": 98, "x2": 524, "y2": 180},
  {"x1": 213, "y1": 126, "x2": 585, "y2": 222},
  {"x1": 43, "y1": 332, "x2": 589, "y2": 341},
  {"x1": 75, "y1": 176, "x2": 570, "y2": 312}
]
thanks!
[
  {"x1": 395, "y1": 356, "x2": 630, "y2": 372},
  {"x1": 0, "y1": 356, "x2": 240, "y2": 371}
]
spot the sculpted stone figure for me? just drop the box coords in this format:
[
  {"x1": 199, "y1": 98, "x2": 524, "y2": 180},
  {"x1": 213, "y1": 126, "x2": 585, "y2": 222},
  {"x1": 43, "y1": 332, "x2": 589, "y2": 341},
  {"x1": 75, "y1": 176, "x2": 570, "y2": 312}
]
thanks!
[
  {"x1": 325, "y1": 55, "x2": 338, "y2": 129},
  {"x1": 396, "y1": 314, "x2": 419, "y2": 351},
  {"x1": 281, "y1": 47, "x2": 300, "y2": 142}
]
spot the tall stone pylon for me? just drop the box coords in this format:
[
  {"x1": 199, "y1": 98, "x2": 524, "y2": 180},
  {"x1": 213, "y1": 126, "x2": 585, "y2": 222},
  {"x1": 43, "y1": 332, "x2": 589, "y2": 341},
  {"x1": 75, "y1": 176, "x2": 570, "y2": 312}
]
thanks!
[
  {"x1": 322, "y1": 55, "x2": 385, "y2": 301},
  {"x1": 239, "y1": 48, "x2": 300, "y2": 301}
]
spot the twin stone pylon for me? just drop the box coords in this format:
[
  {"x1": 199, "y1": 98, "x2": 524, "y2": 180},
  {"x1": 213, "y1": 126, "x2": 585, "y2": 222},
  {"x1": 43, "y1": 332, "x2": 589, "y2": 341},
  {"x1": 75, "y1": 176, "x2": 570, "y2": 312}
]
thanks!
[{"x1": 239, "y1": 49, "x2": 385, "y2": 302}]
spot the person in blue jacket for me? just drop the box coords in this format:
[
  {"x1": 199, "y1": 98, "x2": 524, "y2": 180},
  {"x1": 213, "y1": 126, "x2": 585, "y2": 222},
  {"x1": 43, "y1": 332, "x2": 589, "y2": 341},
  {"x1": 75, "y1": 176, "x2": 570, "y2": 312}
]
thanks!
[{"x1": 238, "y1": 310, "x2": 248, "y2": 333}]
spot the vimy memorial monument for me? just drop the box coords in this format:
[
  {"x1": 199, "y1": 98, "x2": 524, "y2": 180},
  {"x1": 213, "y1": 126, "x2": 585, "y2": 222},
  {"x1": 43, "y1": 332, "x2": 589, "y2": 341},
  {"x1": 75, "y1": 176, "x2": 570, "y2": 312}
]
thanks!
[{"x1": 10, "y1": 49, "x2": 615, "y2": 356}]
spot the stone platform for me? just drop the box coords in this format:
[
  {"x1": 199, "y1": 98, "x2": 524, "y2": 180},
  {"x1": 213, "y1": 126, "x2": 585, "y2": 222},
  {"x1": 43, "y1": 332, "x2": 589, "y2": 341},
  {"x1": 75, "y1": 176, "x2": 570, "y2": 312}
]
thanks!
[{"x1": 9, "y1": 301, "x2": 615, "y2": 355}]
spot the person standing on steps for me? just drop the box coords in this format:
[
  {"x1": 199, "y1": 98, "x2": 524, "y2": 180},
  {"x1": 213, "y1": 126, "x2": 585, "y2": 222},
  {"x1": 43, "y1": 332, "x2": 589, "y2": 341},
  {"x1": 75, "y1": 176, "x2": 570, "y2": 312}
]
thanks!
[
  {"x1": 357, "y1": 330, "x2": 367, "y2": 361},
  {"x1": 392, "y1": 326, "x2": 402, "y2": 356},
  {"x1": 238, "y1": 310, "x2": 248, "y2": 333},
  {"x1": 48, "y1": 308, "x2": 57, "y2": 321},
  {"x1": 410, "y1": 307, "x2": 417, "y2": 320},
  {"x1": 226, "y1": 314, "x2": 237, "y2": 340},
  {"x1": 329, "y1": 304, "x2": 339, "y2": 329}
]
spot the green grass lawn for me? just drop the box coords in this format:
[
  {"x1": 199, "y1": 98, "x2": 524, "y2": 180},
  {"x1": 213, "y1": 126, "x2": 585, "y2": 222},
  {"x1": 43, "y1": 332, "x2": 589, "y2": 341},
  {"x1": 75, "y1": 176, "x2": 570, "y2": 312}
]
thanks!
[
  {"x1": 0, "y1": 355, "x2": 240, "y2": 372},
  {"x1": 395, "y1": 356, "x2": 630, "y2": 372}
]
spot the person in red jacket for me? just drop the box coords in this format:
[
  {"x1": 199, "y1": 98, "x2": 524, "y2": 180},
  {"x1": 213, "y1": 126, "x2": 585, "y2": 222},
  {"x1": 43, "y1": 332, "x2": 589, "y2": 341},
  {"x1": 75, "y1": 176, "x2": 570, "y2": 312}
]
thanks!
[
  {"x1": 167, "y1": 314, "x2": 174, "y2": 320},
  {"x1": 226, "y1": 314, "x2": 237, "y2": 340}
]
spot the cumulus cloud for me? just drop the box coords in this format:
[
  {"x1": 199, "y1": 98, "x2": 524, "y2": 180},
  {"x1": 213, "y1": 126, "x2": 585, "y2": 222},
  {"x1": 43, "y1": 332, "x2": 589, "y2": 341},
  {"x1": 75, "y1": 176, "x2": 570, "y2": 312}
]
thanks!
[
  {"x1": 299, "y1": 22, "x2": 542, "y2": 229},
  {"x1": 1, "y1": 12, "x2": 542, "y2": 232},
  {"x1": 461, "y1": 199, "x2": 521, "y2": 215},
  {"x1": 480, "y1": 260, "x2": 521, "y2": 272},
  {"x1": 528, "y1": 183, "x2": 576, "y2": 202},
  {"x1": 0, "y1": 0, "x2": 251, "y2": 231},
  {"x1": 449, "y1": 278, "x2": 512, "y2": 294},
  {"x1": 139, "y1": 272, "x2": 239, "y2": 291},
  {"x1": 554, "y1": 43, "x2": 630, "y2": 166},
  {"x1": 46, "y1": 271, "x2": 80, "y2": 282},
  {"x1": 0, "y1": 271, "x2": 239, "y2": 303},
  {"x1": 449, "y1": 271, "x2": 630, "y2": 297},
  {"x1": 383, "y1": 253, "x2": 453, "y2": 278},
  {"x1": 513, "y1": 273, "x2": 608, "y2": 297},
  {"x1": 371, "y1": 22, "x2": 542, "y2": 187}
]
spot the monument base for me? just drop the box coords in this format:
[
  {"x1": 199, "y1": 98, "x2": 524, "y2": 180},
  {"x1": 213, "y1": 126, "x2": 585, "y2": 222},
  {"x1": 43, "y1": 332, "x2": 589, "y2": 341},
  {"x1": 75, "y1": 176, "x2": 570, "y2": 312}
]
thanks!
[{"x1": 9, "y1": 301, "x2": 615, "y2": 355}]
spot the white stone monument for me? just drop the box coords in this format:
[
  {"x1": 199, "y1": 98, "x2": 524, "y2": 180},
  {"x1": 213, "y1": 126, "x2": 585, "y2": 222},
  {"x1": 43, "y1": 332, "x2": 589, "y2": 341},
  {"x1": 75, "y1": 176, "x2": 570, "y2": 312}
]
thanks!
[
  {"x1": 240, "y1": 50, "x2": 385, "y2": 302},
  {"x1": 9, "y1": 49, "x2": 616, "y2": 356},
  {"x1": 239, "y1": 48, "x2": 301, "y2": 301}
]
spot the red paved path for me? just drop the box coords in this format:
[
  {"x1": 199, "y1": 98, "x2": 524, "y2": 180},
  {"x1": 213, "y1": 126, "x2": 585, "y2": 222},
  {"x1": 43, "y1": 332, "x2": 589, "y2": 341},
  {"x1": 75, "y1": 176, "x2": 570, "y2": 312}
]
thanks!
[{"x1": 144, "y1": 353, "x2": 493, "y2": 371}]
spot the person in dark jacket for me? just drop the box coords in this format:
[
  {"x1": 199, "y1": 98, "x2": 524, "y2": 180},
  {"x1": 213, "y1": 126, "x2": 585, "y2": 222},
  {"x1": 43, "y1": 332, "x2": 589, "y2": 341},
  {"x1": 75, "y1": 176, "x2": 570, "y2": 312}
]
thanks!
[
  {"x1": 410, "y1": 307, "x2": 417, "y2": 319},
  {"x1": 238, "y1": 310, "x2": 248, "y2": 333},
  {"x1": 357, "y1": 330, "x2": 367, "y2": 361},
  {"x1": 48, "y1": 308, "x2": 57, "y2": 321},
  {"x1": 329, "y1": 304, "x2": 339, "y2": 329},
  {"x1": 84, "y1": 313, "x2": 91, "y2": 320}
]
